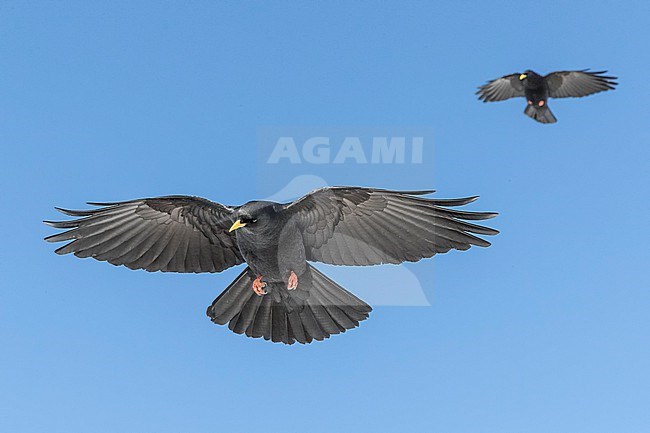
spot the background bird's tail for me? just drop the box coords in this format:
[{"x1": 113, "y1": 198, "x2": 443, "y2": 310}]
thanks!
[
  {"x1": 524, "y1": 104, "x2": 557, "y2": 124},
  {"x1": 206, "y1": 265, "x2": 371, "y2": 344}
]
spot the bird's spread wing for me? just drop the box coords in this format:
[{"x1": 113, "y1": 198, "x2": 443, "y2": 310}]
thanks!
[
  {"x1": 284, "y1": 187, "x2": 498, "y2": 266},
  {"x1": 45, "y1": 196, "x2": 244, "y2": 273},
  {"x1": 476, "y1": 73, "x2": 525, "y2": 102},
  {"x1": 545, "y1": 70, "x2": 618, "y2": 98}
]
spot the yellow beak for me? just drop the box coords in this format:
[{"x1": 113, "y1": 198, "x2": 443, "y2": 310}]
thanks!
[
  {"x1": 519, "y1": 74, "x2": 527, "y2": 80},
  {"x1": 229, "y1": 219, "x2": 246, "y2": 232}
]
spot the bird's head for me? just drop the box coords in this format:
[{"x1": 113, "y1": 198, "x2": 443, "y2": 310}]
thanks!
[
  {"x1": 229, "y1": 201, "x2": 279, "y2": 233},
  {"x1": 519, "y1": 70, "x2": 540, "y2": 81}
]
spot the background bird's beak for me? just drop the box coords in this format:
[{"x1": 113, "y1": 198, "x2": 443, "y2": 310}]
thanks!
[
  {"x1": 229, "y1": 219, "x2": 246, "y2": 232},
  {"x1": 519, "y1": 74, "x2": 527, "y2": 80}
]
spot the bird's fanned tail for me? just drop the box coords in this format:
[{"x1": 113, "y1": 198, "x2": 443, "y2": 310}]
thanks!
[
  {"x1": 206, "y1": 265, "x2": 371, "y2": 344},
  {"x1": 524, "y1": 104, "x2": 557, "y2": 124}
]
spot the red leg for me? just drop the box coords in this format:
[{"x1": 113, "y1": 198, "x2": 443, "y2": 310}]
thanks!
[
  {"x1": 252, "y1": 275, "x2": 267, "y2": 296},
  {"x1": 538, "y1": 100, "x2": 545, "y2": 107},
  {"x1": 528, "y1": 100, "x2": 533, "y2": 105},
  {"x1": 287, "y1": 271, "x2": 298, "y2": 291}
]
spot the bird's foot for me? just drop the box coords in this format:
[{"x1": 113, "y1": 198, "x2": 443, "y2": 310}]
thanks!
[
  {"x1": 252, "y1": 276, "x2": 267, "y2": 296},
  {"x1": 527, "y1": 100, "x2": 533, "y2": 105},
  {"x1": 287, "y1": 271, "x2": 298, "y2": 291},
  {"x1": 538, "y1": 100, "x2": 545, "y2": 107}
]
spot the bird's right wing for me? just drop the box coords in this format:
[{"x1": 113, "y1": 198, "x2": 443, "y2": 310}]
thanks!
[
  {"x1": 476, "y1": 73, "x2": 525, "y2": 102},
  {"x1": 45, "y1": 196, "x2": 244, "y2": 273},
  {"x1": 284, "y1": 187, "x2": 498, "y2": 266}
]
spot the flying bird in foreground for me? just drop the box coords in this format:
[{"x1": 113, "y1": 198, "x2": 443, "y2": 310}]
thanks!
[
  {"x1": 45, "y1": 187, "x2": 498, "y2": 344},
  {"x1": 477, "y1": 69, "x2": 618, "y2": 123}
]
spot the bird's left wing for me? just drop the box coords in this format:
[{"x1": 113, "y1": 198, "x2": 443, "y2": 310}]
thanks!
[
  {"x1": 283, "y1": 187, "x2": 498, "y2": 266},
  {"x1": 476, "y1": 73, "x2": 525, "y2": 102},
  {"x1": 45, "y1": 196, "x2": 244, "y2": 273},
  {"x1": 546, "y1": 70, "x2": 618, "y2": 98}
]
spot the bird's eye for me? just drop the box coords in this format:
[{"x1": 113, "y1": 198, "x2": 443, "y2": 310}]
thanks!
[{"x1": 251, "y1": 218, "x2": 258, "y2": 223}]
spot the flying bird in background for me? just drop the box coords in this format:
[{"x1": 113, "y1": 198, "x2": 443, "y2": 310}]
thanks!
[
  {"x1": 45, "y1": 187, "x2": 498, "y2": 344},
  {"x1": 477, "y1": 69, "x2": 618, "y2": 123}
]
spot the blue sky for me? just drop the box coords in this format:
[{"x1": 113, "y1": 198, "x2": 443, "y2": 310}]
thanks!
[{"x1": 2, "y1": 1, "x2": 649, "y2": 432}]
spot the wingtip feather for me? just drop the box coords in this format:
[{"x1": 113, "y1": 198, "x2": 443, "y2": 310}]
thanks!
[{"x1": 54, "y1": 207, "x2": 94, "y2": 217}]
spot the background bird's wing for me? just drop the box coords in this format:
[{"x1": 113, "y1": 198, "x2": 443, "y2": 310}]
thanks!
[
  {"x1": 545, "y1": 70, "x2": 618, "y2": 98},
  {"x1": 45, "y1": 196, "x2": 244, "y2": 273},
  {"x1": 283, "y1": 187, "x2": 498, "y2": 266},
  {"x1": 476, "y1": 73, "x2": 525, "y2": 102}
]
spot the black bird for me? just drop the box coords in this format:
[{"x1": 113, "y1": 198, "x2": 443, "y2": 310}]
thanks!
[
  {"x1": 477, "y1": 69, "x2": 618, "y2": 123},
  {"x1": 44, "y1": 187, "x2": 498, "y2": 345}
]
